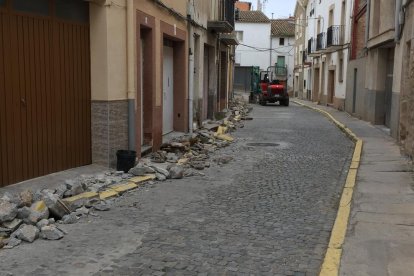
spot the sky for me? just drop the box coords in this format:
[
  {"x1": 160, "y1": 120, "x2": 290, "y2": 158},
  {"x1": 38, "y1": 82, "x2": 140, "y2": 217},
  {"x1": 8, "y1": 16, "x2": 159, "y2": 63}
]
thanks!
[{"x1": 250, "y1": 0, "x2": 297, "y2": 19}]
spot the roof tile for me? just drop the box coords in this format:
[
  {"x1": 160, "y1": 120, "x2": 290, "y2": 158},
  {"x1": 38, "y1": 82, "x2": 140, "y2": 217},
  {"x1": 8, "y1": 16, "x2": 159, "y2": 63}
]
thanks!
[
  {"x1": 237, "y1": 10, "x2": 270, "y2": 23},
  {"x1": 271, "y1": 19, "x2": 295, "y2": 37}
]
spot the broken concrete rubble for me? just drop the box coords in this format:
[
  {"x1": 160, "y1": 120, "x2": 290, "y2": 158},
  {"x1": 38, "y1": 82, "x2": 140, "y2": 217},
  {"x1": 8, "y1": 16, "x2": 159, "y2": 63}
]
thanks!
[
  {"x1": 13, "y1": 224, "x2": 39, "y2": 243},
  {"x1": 36, "y1": 219, "x2": 50, "y2": 229},
  {"x1": 42, "y1": 192, "x2": 70, "y2": 219},
  {"x1": 0, "y1": 98, "x2": 251, "y2": 251},
  {"x1": 2, "y1": 219, "x2": 23, "y2": 233},
  {"x1": 0, "y1": 200, "x2": 18, "y2": 223},
  {"x1": 40, "y1": 225, "x2": 64, "y2": 240},
  {"x1": 19, "y1": 190, "x2": 33, "y2": 207},
  {"x1": 3, "y1": 237, "x2": 21, "y2": 249},
  {"x1": 61, "y1": 213, "x2": 78, "y2": 224},
  {"x1": 169, "y1": 166, "x2": 184, "y2": 179}
]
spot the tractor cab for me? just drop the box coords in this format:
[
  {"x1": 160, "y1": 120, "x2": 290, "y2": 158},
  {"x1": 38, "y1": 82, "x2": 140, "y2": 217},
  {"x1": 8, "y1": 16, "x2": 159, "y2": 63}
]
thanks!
[{"x1": 258, "y1": 65, "x2": 289, "y2": 106}]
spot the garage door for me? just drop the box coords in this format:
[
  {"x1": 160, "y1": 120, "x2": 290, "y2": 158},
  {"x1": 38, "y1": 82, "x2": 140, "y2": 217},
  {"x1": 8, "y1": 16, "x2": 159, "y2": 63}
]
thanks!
[{"x1": 0, "y1": 0, "x2": 91, "y2": 187}]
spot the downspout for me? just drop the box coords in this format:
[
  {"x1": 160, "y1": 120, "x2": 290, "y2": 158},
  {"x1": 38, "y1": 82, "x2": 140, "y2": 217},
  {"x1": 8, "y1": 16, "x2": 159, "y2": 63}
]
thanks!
[
  {"x1": 270, "y1": 35, "x2": 273, "y2": 68},
  {"x1": 365, "y1": 0, "x2": 370, "y2": 47},
  {"x1": 395, "y1": 0, "x2": 402, "y2": 42},
  {"x1": 187, "y1": 5, "x2": 195, "y2": 134},
  {"x1": 127, "y1": 0, "x2": 136, "y2": 150}
]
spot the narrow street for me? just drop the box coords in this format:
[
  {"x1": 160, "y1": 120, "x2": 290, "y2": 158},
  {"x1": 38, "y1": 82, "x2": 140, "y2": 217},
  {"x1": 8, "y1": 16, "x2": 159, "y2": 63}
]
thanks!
[{"x1": 0, "y1": 104, "x2": 354, "y2": 276}]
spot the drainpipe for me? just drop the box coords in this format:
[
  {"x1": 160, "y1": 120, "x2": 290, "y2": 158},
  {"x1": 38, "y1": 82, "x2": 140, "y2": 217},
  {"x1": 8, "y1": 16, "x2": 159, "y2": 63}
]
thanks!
[
  {"x1": 365, "y1": 0, "x2": 370, "y2": 47},
  {"x1": 126, "y1": 0, "x2": 135, "y2": 150},
  {"x1": 395, "y1": 0, "x2": 402, "y2": 42},
  {"x1": 187, "y1": 6, "x2": 194, "y2": 134},
  {"x1": 270, "y1": 36, "x2": 273, "y2": 68}
]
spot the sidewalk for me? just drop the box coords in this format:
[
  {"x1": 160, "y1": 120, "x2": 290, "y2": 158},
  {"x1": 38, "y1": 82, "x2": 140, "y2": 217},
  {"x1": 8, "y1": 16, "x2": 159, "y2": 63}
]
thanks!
[
  {"x1": 0, "y1": 164, "x2": 108, "y2": 196},
  {"x1": 294, "y1": 99, "x2": 414, "y2": 276}
]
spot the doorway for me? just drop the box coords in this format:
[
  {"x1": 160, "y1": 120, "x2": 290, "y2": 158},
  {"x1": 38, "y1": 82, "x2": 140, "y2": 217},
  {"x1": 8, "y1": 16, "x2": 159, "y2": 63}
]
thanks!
[
  {"x1": 352, "y1": 69, "x2": 357, "y2": 113},
  {"x1": 163, "y1": 44, "x2": 174, "y2": 135},
  {"x1": 328, "y1": 70, "x2": 335, "y2": 104},
  {"x1": 384, "y1": 48, "x2": 394, "y2": 127},
  {"x1": 313, "y1": 68, "x2": 320, "y2": 102}
]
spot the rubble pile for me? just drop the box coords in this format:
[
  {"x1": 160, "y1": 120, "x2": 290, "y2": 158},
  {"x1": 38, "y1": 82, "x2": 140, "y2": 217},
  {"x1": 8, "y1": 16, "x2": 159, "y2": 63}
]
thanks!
[
  {"x1": 0, "y1": 171, "x2": 129, "y2": 249},
  {"x1": 0, "y1": 99, "x2": 251, "y2": 250},
  {"x1": 128, "y1": 98, "x2": 252, "y2": 180}
]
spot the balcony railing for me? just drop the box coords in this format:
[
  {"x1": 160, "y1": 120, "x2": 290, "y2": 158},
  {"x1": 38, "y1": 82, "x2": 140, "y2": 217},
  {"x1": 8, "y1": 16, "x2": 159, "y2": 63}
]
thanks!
[
  {"x1": 327, "y1": 25, "x2": 345, "y2": 47},
  {"x1": 224, "y1": 0, "x2": 235, "y2": 29},
  {"x1": 316, "y1": 32, "x2": 326, "y2": 51},
  {"x1": 207, "y1": 0, "x2": 235, "y2": 33},
  {"x1": 308, "y1": 38, "x2": 316, "y2": 54}
]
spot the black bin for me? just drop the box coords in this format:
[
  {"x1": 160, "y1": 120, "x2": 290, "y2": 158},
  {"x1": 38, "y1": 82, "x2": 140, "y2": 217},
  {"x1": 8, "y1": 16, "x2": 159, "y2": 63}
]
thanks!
[{"x1": 116, "y1": 150, "x2": 136, "y2": 173}]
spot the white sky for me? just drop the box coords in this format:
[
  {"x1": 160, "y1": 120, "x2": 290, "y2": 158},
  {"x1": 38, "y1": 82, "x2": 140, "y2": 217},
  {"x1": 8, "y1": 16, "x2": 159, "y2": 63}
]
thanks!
[{"x1": 250, "y1": 0, "x2": 297, "y2": 19}]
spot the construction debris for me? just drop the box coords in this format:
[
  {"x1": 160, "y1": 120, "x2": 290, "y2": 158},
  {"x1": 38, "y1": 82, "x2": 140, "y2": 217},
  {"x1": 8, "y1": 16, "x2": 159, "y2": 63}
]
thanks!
[{"x1": 0, "y1": 98, "x2": 251, "y2": 250}]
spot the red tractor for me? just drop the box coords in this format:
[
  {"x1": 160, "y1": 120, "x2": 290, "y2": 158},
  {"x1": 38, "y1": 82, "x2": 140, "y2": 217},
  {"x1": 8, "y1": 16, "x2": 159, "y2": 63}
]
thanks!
[{"x1": 258, "y1": 65, "x2": 289, "y2": 106}]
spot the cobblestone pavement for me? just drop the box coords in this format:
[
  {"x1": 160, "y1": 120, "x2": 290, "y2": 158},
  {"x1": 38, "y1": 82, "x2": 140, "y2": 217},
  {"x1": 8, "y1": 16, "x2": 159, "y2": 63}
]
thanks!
[{"x1": 0, "y1": 104, "x2": 353, "y2": 276}]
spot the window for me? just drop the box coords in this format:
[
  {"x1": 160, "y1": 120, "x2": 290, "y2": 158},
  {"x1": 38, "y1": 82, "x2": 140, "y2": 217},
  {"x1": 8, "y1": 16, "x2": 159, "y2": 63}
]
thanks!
[
  {"x1": 235, "y1": 31, "x2": 243, "y2": 42},
  {"x1": 279, "y1": 38, "x2": 285, "y2": 46},
  {"x1": 277, "y1": 56, "x2": 286, "y2": 67},
  {"x1": 56, "y1": 0, "x2": 89, "y2": 23},
  {"x1": 12, "y1": 0, "x2": 50, "y2": 16}
]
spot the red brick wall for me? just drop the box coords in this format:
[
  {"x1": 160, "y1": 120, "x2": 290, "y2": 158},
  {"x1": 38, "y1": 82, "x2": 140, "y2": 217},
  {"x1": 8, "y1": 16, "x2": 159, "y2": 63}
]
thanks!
[{"x1": 235, "y1": 1, "x2": 251, "y2": 11}]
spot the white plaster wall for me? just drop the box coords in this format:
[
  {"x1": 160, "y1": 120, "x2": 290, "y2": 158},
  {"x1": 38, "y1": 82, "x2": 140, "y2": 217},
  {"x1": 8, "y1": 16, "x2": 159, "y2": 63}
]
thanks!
[
  {"x1": 305, "y1": 0, "x2": 353, "y2": 100},
  {"x1": 271, "y1": 36, "x2": 295, "y2": 88},
  {"x1": 235, "y1": 22, "x2": 272, "y2": 70}
]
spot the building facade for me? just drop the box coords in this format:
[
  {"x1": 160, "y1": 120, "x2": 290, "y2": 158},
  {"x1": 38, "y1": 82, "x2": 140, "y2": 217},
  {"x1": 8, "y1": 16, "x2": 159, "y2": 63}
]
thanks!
[
  {"x1": 301, "y1": 0, "x2": 352, "y2": 110},
  {"x1": 294, "y1": 0, "x2": 308, "y2": 98},
  {"x1": 346, "y1": 0, "x2": 414, "y2": 148},
  {"x1": 0, "y1": 0, "x2": 237, "y2": 187},
  {"x1": 271, "y1": 19, "x2": 295, "y2": 91},
  {"x1": 234, "y1": 10, "x2": 271, "y2": 71}
]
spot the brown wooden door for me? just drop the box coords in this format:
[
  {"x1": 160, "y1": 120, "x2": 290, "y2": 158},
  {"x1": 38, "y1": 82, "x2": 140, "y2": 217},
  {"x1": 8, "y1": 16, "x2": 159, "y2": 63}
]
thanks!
[{"x1": 0, "y1": 1, "x2": 91, "y2": 187}]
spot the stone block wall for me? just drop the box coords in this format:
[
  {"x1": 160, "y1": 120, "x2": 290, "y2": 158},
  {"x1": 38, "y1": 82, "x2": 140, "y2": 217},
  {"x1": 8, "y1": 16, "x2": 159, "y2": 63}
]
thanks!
[{"x1": 92, "y1": 100, "x2": 129, "y2": 168}]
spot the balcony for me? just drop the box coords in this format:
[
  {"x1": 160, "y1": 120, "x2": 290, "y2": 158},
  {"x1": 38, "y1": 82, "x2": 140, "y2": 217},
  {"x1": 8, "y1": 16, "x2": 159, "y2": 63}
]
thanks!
[
  {"x1": 207, "y1": 0, "x2": 235, "y2": 33},
  {"x1": 327, "y1": 25, "x2": 345, "y2": 47},
  {"x1": 308, "y1": 38, "x2": 316, "y2": 54},
  {"x1": 316, "y1": 32, "x2": 326, "y2": 51},
  {"x1": 219, "y1": 33, "x2": 239, "y2": 45}
]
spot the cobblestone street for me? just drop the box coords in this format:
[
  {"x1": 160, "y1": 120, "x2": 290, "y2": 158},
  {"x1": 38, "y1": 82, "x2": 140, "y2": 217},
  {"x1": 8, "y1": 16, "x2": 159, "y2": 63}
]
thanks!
[{"x1": 0, "y1": 104, "x2": 354, "y2": 276}]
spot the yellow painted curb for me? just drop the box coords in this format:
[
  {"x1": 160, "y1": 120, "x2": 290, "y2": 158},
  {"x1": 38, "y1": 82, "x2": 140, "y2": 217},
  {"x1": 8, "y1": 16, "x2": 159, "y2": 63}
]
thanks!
[
  {"x1": 352, "y1": 140, "x2": 363, "y2": 162},
  {"x1": 63, "y1": 191, "x2": 99, "y2": 205},
  {"x1": 129, "y1": 174, "x2": 156, "y2": 184},
  {"x1": 345, "y1": 169, "x2": 357, "y2": 188},
  {"x1": 350, "y1": 161, "x2": 360, "y2": 169},
  {"x1": 216, "y1": 125, "x2": 228, "y2": 135},
  {"x1": 215, "y1": 133, "x2": 234, "y2": 142},
  {"x1": 320, "y1": 248, "x2": 342, "y2": 276},
  {"x1": 292, "y1": 100, "x2": 363, "y2": 276},
  {"x1": 110, "y1": 182, "x2": 138, "y2": 193},
  {"x1": 99, "y1": 189, "x2": 119, "y2": 200}
]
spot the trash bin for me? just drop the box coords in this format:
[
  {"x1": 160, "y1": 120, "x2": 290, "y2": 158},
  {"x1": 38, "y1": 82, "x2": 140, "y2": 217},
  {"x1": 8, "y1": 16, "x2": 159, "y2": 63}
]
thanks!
[{"x1": 116, "y1": 150, "x2": 136, "y2": 173}]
